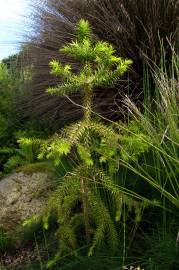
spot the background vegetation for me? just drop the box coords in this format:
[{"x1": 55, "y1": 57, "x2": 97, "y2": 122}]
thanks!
[{"x1": 0, "y1": 0, "x2": 178, "y2": 269}]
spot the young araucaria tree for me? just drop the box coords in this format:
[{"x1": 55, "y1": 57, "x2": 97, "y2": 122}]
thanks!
[
  {"x1": 22, "y1": 20, "x2": 139, "y2": 265},
  {"x1": 46, "y1": 18, "x2": 132, "y2": 238}
]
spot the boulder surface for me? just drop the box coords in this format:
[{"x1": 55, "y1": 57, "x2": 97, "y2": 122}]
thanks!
[{"x1": 0, "y1": 172, "x2": 52, "y2": 232}]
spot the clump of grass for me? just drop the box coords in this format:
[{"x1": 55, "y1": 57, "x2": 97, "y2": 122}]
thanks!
[{"x1": 120, "y1": 51, "x2": 179, "y2": 209}]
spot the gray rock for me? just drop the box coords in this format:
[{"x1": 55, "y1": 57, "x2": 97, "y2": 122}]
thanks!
[{"x1": 0, "y1": 172, "x2": 52, "y2": 232}]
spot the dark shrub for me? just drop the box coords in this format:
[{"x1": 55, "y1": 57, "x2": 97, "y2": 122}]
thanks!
[{"x1": 21, "y1": 0, "x2": 178, "y2": 124}]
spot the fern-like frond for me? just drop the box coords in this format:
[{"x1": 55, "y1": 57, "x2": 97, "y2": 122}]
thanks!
[
  {"x1": 77, "y1": 143, "x2": 94, "y2": 166},
  {"x1": 89, "y1": 121, "x2": 120, "y2": 145},
  {"x1": 91, "y1": 168, "x2": 151, "y2": 223},
  {"x1": 47, "y1": 81, "x2": 82, "y2": 96},
  {"x1": 89, "y1": 194, "x2": 118, "y2": 256},
  {"x1": 49, "y1": 60, "x2": 72, "y2": 78},
  {"x1": 45, "y1": 172, "x2": 81, "y2": 218},
  {"x1": 56, "y1": 225, "x2": 77, "y2": 251},
  {"x1": 93, "y1": 59, "x2": 133, "y2": 87},
  {"x1": 4, "y1": 155, "x2": 24, "y2": 171},
  {"x1": 61, "y1": 39, "x2": 95, "y2": 62},
  {"x1": 62, "y1": 120, "x2": 88, "y2": 145},
  {"x1": 18, "y1": 137, "x2": 44, "y2": 147}
]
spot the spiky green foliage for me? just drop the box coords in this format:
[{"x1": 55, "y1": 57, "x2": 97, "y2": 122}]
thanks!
[
  {"x1": 34, "y1": 19, "x2": 132, "y2": 170},
  {"x1": 47, "y1": 19, "x2": 132, "y2": 97},
  {"x1": 21, "y1": 20, "x2": 146, "y2": 267},
  {"x1": 24, "y1": 165, "x2": 148, "y2": 268},
  {"x1": 45, "y1": 167, "x2": 119, "y2": 259}
]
